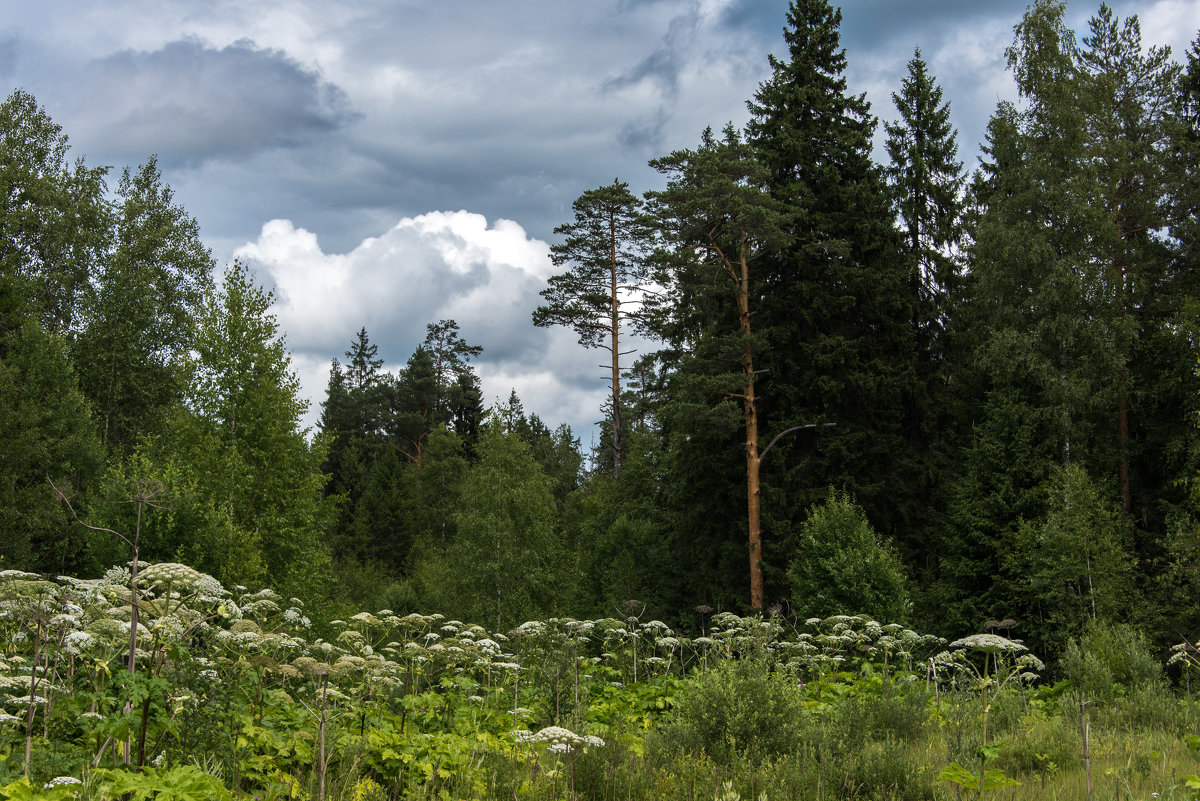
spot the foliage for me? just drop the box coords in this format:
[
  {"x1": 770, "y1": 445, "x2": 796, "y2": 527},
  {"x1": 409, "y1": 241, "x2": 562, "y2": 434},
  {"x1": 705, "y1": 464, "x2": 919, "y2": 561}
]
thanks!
[
  {"x1": 85, "y1": 262, "x2": 333, "y2": 597},
  {"x1": 1063, "y1": 619, "x2": 1164, "y2": 702},
  {"x1": 0, "y1": 278, "x2": 102, "y2": 574},
  {"x1": 1004, "y1": 464, "x2": 1139, "y2": 657},
  {"x1": 786, "y1": 490, "x2": 912, "y2": 622},
  {"x1": 72, "y1": 156, "x2": 213, "y2": 453},
  {"x1": 428, "y1": 419, "x2": 566, "y2": 631},
  {"x1": 652, "y1": 654, "x2": 806, "y2": 766},
  {"x1": 0, "y1": 562, "x2": 1196, "y2": 800}
]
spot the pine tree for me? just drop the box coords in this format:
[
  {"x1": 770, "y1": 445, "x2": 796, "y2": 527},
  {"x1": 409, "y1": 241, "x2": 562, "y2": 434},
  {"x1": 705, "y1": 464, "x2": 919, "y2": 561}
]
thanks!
[
  {"x1": 648, "y1": 123, "x2": 789, "y2": 611},
  {"x1": 421, "y1": 319, "x2": 482, "y2": 421},
  {"x1": 534, "y1": 181, "x2": 655, "y2": 479}
]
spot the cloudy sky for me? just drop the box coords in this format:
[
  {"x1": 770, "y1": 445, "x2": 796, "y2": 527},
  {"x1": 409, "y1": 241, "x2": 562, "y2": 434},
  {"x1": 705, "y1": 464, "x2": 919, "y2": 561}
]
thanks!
[{"x1": 3, "y1": 0, "x2": 1197, "y2": 443}]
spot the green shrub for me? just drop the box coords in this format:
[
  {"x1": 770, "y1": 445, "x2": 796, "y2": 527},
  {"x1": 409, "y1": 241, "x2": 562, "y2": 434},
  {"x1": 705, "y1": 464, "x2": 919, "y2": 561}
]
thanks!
[
  {"x1": 835, "y1": 687, "x2": 933, "y2": 748},
  {"x1": 836, "y1": 740, "x2": 935, "y2": 801},
  {"x1": 651, "y1": 656, "x2": 808, "y2": 767},
  {"x1": 998, "y1": 713, "x2": 1077, "y2": 781},
  {"x1": 786, "y1": 490, "x2": 912, "y2": 622},
  {"x1": 1062, "y1": 619, "x2": 1164, "y2": 703}
]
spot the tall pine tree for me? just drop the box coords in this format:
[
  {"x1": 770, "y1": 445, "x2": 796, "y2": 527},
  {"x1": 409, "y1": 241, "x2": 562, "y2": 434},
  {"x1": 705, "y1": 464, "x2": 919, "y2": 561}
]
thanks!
[
  {"x1": 533, "y1": 181, "x2": 654, "y2": 479},
  {"x1": 648, "y1": 124, "x2": 789, "y2": 611}
]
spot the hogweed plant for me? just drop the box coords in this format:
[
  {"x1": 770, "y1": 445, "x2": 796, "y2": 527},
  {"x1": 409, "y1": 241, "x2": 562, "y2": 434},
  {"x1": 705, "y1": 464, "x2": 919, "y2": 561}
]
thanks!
[
  {"x1": 934, "y1": 632, "x2": 1044, "y2": 798},
  {"x1": 0, "y1": 559, "x2": 1075, "y2": 799},
  {"x1": 514, "y1": 724, "x2": 605, "y2": 799}
]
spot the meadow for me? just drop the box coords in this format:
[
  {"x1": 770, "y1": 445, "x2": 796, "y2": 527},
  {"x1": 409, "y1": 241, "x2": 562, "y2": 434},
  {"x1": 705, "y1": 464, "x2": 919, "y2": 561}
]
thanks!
[{"x1": 2, "y1": 562, "x2": 1199, "y2": 800}]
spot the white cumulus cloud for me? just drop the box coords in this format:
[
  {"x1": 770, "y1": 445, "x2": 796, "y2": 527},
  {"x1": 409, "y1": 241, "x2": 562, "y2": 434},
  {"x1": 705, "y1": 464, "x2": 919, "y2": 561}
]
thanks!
[{"x1": 235, "y1": 211, "x2": 608, "y2": 437}]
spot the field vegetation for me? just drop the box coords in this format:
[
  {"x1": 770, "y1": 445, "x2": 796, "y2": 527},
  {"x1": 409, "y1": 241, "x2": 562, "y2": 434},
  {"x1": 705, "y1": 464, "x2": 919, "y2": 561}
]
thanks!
[{"x1": 2, "y1": 564, "x2": 1200, "y2": 800}]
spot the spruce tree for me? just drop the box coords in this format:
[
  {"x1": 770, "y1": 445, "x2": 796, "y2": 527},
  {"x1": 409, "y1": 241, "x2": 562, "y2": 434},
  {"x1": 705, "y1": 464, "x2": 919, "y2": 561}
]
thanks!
[
  {"x1": 885, "y1": 48, "x2": 965, "y2": 361},
  {"x1": 745, "y1": 0, "x2": 918, "y2": 563},
  {"x1": 884, "y1": 48, "x2": 967, "y2": 568}
]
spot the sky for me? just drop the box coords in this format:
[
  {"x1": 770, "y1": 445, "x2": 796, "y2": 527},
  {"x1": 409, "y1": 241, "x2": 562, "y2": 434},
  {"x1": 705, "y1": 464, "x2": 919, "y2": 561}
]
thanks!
[{"x1": 3, "y1": 0, "x2": 1198, "y2": 444}]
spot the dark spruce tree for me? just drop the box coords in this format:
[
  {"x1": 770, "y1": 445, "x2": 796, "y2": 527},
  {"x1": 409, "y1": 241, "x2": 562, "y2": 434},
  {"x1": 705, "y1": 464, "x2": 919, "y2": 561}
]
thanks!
[
  {"x1": 319, "y1": 328, "x2": 389, "y2": 560},
  {"x1": 744, "y1": 0, "x2": 919, "y2": 581},
  {"x1": 884, "y1": 48, "x2": 967, "y2": 574},
  {"x1": 885, "y1": 48, "x2": 966, "y2": 333}
]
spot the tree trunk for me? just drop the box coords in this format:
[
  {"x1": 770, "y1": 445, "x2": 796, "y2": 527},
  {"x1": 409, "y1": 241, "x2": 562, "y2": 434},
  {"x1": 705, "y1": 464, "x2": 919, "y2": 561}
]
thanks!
[
  {"x1": 609, "y1": 211, "x2": 623, "y2": 480},
  {"x1": 735, "y1": 236, "x2": 764, "y2": 611}
]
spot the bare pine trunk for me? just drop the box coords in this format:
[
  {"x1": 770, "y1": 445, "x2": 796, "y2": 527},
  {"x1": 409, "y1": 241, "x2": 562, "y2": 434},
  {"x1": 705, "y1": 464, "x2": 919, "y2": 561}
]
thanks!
[
  {"x1": 609, "y1": 212, "x2": 623, "y2": 480},
  {"x1": 735, "y1": 237, "x2": 764, "y2": 611}
]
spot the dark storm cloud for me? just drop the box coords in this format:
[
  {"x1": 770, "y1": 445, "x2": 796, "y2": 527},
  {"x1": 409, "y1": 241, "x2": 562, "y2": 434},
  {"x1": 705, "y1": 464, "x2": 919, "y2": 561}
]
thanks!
[
  {"x1": 605, "y1": 9, "x2": 699, "y2": 98},
  {"x1": 70, "y1": 37, "x2": 355, "y2": 167},
  {"x1": 618, "y1": 107, "x2": 671, "y2": 154},
  {"x1": 719, "y1": 0, "x2": 789, "y2": 38},
  {"x1": 0, "y1": 35, "x2": 18, "y2": 80}
]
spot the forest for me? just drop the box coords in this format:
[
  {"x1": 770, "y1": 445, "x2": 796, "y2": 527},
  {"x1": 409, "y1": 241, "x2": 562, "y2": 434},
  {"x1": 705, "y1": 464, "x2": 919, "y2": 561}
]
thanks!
[{"x1": 2, "y1": 0, "x2": 1200, "y2": 797}]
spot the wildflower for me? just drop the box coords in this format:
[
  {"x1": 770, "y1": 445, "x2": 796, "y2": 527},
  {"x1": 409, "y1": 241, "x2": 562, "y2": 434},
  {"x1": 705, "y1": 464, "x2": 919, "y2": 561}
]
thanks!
[
  {"x1": 949, "y1": 634, "x2": 1026, "y2": 654},
  {"x1": 62, "y1": 630, "x2": 96, "y2": 655},
  {"x1": 43, "y1": 777, "x2": 82, "y2": 789},
  {"x1": 522, "y1": 725, "x2": 605, "y2": 752}
]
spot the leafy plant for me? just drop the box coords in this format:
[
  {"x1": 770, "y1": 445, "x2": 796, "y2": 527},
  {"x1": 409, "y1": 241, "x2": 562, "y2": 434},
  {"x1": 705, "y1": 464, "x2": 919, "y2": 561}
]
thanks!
[{"x1": 95, "y1": 764, "x2": 231, "y2": 800}]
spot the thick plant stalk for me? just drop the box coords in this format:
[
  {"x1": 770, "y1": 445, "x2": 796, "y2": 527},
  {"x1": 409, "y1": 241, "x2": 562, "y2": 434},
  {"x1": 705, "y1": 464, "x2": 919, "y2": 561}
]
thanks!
[
  {"x1": 1081, "y1": 695, "x2": 1091, "y2": 801},
  {"x1": 23, "y1": 618, "x2": 43, "y2": 778}
]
